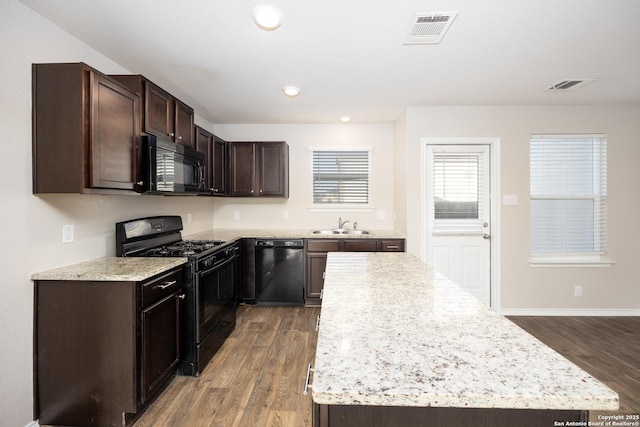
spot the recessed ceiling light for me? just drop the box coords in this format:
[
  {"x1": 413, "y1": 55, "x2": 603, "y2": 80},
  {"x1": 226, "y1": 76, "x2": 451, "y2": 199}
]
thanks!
[
  {"x1": 251, "y1": 5, "x2": 283, "y2": 31},
  {"x1": 340, "y1": 116, "x2": 351, "y2": 123},
  {"x1": 282, "y1": 86, "x2": 301, "y2": 98}
]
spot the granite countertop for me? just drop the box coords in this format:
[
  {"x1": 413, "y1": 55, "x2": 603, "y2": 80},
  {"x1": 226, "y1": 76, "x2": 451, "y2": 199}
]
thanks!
[
  {"x1": 312, "y1": 252, "x2": 619, "y2": 411},
  {"x1": 186, "y1": 228, "x2": 405, "y2": 242},
  {"x1": 31, "y1": 257, "x2": 187, "y2": 282}
]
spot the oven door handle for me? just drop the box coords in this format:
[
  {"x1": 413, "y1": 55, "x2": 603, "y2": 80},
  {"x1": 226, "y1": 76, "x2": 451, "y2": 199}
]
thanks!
[{"x1": 199, "y1": 254, "x2": 237, "y2": 276}]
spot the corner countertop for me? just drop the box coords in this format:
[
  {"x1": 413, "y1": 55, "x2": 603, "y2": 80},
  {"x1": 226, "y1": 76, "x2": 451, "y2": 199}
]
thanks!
[
  {"x1": 185, "y1": 228, "x2": 406, "y2": 242},
  {"x1": 31, "y1": 257, "x2": 187, "y2": 282},
  {"x1": 312, "y1": 252, "x2": 619, "y2": 411}
]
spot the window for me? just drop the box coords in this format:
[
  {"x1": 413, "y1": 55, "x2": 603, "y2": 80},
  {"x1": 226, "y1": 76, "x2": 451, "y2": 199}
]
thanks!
[
  {"x1": 530, "y1": 134, "x2": 608, "y2": 264},
  {"x1": 312, "y1": 149, "x2": 370, "y2": 206},
  {"x1": 433, "y1": 153, "x2": 482, "y2": 220}
]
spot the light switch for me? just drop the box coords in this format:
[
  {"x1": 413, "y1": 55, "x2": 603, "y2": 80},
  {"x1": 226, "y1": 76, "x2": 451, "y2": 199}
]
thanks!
[
  {"x1": 376, "y1": 211, "x2": 386, "y2": 220},
  {"x1": 62, "y1": 224, "x2": 74, "y2": 243},
  {"x1": 233, "y1": 211, "x2": 240, "y2": 220},
  {"x1": 502, "y1": 195, "x2": 519, "y2": 206}
]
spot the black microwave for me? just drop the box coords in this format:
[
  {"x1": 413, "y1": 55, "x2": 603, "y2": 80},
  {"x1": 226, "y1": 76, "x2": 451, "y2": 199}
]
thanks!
[{"x1": 139, "y1": 134, "x2": 206, "y2": 194}]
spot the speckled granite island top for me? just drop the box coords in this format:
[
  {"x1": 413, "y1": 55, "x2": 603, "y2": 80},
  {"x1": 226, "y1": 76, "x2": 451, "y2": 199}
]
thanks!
[
  {"x1": 31, "y1": 257, "x2": 187, "y2": 282},
  {"x1": 312, "y1": 252, "x2": 619, "y2": 411}
]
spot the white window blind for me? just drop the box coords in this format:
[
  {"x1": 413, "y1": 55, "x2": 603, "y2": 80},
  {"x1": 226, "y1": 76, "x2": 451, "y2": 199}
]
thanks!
[
  {"x1": 433, "y1": 154, "x2": 482, "y2": 220},
  {"x1": 530, "y1": 135, "x2": 607, "y2": 256},
  {"x1": 312, "y1": 150, "x2": 370, "y2": 205}
]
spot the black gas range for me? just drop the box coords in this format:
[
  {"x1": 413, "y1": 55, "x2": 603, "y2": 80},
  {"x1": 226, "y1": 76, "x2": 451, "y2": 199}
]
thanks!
[{"x1": 116, "y1": 216, "x2": 238, "y2": 376}]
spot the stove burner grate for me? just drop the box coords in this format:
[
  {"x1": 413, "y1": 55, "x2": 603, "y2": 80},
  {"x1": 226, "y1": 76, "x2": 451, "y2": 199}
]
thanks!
[{"x1": 140, "y1": 239, "x2": 225, "y2": 257}]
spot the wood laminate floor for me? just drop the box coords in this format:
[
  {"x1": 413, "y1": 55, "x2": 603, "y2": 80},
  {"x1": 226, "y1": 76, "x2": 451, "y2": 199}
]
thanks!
[
  {"x1": 134, "y1": 308, "x2": 639, "y2": 426},
  {"x1": 134, "y1": 305, "x2": 320, "y2": 427}
]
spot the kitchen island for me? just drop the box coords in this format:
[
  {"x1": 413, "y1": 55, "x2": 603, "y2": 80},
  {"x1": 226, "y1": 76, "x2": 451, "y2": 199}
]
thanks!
[{"x1": 311, "y1": 252, "x2": 619, "y2": 427}]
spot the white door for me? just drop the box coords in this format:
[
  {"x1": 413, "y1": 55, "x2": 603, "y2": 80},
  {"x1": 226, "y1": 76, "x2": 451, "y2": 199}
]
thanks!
[{"x1": 425, "y1": 144, "x2": 491, "y2": 305}]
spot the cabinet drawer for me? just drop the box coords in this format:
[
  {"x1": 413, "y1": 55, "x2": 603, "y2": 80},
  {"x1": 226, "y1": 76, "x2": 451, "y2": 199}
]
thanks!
[
  {"x1": 380, "y1": 240, "x2": 405, "y2": 252},
  {"x1": 142, "y1": 268, "x2": 183, "y2": 307},
  {"x1": 306, "y1": 240, "x2": 340, "y2": 253},
  {"x1": 343, "y1": 239, "x2": 378, "y2": 252}
]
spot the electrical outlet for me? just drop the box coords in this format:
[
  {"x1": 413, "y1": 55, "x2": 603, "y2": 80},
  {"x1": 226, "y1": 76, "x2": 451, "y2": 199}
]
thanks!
[
  {"x1": 187, "y1": 213, "x2": 192, "y2": 224},
  {"x1": 282, "y1": 210, "x2": 289, "y2": 220},
  {"x1": 376, "y1": 211, "x2": 386, "y2": 220},
  {"x1": 574, "y1": 286, "x2": 583, "y2": 297},
  {"x1": 62, "y1": 224, "x2": 74, "y2": 243},
  {"x1": 233, "y1": 211, "x2": 240, "y2": 221}
]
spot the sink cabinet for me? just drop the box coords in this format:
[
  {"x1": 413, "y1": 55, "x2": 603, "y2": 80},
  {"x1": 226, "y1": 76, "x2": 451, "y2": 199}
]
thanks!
[
  {"x1": 34, "y1": 267, "x2": 184, "y2": 426},
  {"x1": 304, "y1": 238, "x2": 404, "y2": 305},
  {"x1": 32, "y1": 62, "x2": 141, "y2": 194},
  {"x1": 227, "y1": 141, "x2": 289, "y2": 197},
  {"x1": 195, "y1": 126, "x2": 226, "y2": 196},
  {"x1": 111, "y1": 75, "x2": 195, "y2": 149}
]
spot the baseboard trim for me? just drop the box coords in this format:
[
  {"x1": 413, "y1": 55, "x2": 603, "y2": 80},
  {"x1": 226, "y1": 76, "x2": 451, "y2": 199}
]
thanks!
[{"x1": 499, "y1": 308, "x2": 640, "y2": 316}]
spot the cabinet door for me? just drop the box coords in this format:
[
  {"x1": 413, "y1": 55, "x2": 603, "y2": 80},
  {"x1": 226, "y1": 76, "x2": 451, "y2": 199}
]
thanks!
[
  {"x1": 141, "y1": 291, "x2": 181, "y2": 404},
  {"x1": 259, "y1": 142, "x2": 289, "y2": 197},
  {"x1": 228, "y1": 142, "x2": 256, "y2": 196},
  {"x1": 306, "y1": 253, "x2": 328, "y2": 301},
  {"x1": 90, "y1": 73, "x2": 140, "y2": 190},
  {"x1": 144, "y1": 82, "x2": 174, "y2": 139},
  {"x1": 195, "y1": 126, "x2": 213, "y2": 191},
  {"x1": 175, "y1": 100, "x2": 194, "y2": 148},
  {"x1": 212, "y1": 135, "x2": 226, "y2": 195}
]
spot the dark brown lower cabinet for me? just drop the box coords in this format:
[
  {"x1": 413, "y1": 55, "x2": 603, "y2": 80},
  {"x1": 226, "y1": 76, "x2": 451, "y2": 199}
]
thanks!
[
  {"x1": 34, "y1": 268, "x2": 183, "y2": 426},
  {"x1": 313, "y1": 403, "x2": 587, "y2": 427},
  {"x1": 305, "y1": 238, "x2": 405, "y2": 306}
]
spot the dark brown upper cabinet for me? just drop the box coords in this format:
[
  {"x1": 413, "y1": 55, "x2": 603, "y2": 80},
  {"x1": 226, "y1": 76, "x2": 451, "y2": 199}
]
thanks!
[
  {"x1": 32, "y1": 63, "x2": 141, "y2": 194},
  {"x1": 195, "y1": 125, "x2": 226, "y2": 196},
  {"x1": 111, "y1": 75, "x2": 195, "y2": 149},
  {"x1": 227, "y1": 141, "x2": 289, "y2": 197}
]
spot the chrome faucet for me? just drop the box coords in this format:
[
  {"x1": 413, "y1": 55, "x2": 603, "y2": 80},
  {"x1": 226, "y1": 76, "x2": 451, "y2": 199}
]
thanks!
[{"x1": 338, "y1": 217, "x2": 350, "y2": 230}]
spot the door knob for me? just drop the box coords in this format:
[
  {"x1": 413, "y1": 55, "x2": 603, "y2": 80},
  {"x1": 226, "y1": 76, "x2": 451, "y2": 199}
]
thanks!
[{"x1": 482, "y1": 233, "x2": 491, "y2": 240}]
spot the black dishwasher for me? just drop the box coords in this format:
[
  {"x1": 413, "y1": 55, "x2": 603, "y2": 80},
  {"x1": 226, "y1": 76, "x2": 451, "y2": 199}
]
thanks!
[{"x1": 255, "y1": 239, "x2": 304, "y2": 305}]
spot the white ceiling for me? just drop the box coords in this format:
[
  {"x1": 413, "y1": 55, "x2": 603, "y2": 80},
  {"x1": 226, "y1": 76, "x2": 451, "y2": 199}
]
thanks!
[{"x1": 20, "y1": 0, "x2": 640, "y2": 124}]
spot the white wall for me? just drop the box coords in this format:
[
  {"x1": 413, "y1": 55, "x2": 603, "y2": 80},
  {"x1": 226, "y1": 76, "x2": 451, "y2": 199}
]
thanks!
[
  {"x1": 212, "y1": 123, "x2": 395, "y2": 231},
  {"x1": 0, "y1": 2, "x2": 215, "y2": 425},
  {"x1": 400, "y1": 105, "x2": 640, "y2": 313}
]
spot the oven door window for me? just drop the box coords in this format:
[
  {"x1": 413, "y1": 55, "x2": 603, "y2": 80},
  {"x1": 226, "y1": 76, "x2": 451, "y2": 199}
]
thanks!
[{"x1": 198, "y1": 257, "x2": 236, "y2": 339}]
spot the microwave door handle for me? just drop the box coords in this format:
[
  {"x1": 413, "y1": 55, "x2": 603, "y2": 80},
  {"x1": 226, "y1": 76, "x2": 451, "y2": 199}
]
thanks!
[{"x1": 196, "y1": 162, "x2": 204, "y2": 188}]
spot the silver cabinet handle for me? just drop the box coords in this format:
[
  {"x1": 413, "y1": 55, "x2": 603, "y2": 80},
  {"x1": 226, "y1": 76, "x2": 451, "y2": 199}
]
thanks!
[
  {"x1": 482, "y1": 233, "x2": 491, "y2": 240},
  {"x1": 177, "y1": 135, "x2": 183, "y2": 140},
  {"x1": 157, "y1": 280, "x2": 177, "y2": 289},
  {"x1": 136, "y1": 181, "x2": 144, "y2": 186},
  {"x1": 303, "y1": 363, "x2": 315, "y2": 395},
  {"x1": 177, "y1": 294, "x2": 186, "y2": 300},
  {"x1": 386, "y1": 245, "x2": 399, "y2": 249},
  {"x1": 315, "y1": 315, "x2": 320, "y2": 332},
  {"x1": 320, "y1": 289, "x2": 324, "y2": 299}
]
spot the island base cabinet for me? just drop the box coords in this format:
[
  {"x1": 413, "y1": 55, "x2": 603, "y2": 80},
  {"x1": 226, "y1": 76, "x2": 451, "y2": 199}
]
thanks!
[{"x1": 313, "y1": 403, "x2": 588, "y2": 427}]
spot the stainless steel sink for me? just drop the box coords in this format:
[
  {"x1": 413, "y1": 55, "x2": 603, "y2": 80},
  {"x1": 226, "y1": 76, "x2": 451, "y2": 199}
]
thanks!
[
  {"x1": 311, "y1": 229, "x2": 370, "y2": 235},
  {"x1": 341, "y1": 230, "x2": 370, "y2": 235}
]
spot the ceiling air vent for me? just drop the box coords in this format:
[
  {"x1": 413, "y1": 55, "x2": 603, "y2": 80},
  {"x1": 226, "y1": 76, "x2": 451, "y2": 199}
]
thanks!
[
  {"x1": 546, "y1": 79, "x2": 597, "y2": 91},
  {"x1": 404, "y1": 11, "x2": 458, "y2": 45}
]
